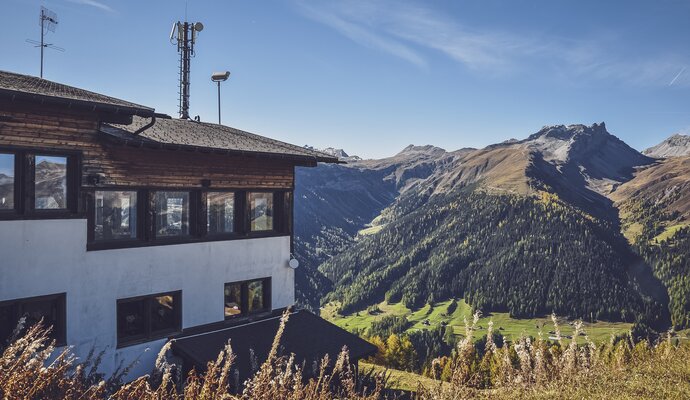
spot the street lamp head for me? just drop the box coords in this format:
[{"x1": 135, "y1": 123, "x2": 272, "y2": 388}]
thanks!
[{"x1": 211, "y1": 71, "x2": 230, "y2": 82}]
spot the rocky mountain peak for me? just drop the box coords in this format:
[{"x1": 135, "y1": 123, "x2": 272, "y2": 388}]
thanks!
[
  {"x1": 396, "y1": 144, "x2": 446, "y2": 156},
  {"x1": 303, "y1": 146, "x2": 361, "y2": 161},
  {"x1": 526, "y1": 122, "x2": 607, "y2": 142},
  {"x1": 644, "y1": 133, "x2": 690, "y2": 158}
]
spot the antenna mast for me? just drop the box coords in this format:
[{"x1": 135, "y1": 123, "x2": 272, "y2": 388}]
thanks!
[
  {"x1": 26, "y1": 7, "x2": 63, "y2": 79},
  {"x1": 171, "y1": 21, "x2": 203, "y2": 119}
]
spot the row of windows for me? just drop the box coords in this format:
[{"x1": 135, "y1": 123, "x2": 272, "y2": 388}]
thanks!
[
  {"x1": 0, "y1": 278, "x2": 272, "y2": 349},
  {"x1": 90, "y1": 189, "x2": 286, "y2": 248},
  {"x1": 0, "y1": 149, "x2": 292, "y2": 249}
]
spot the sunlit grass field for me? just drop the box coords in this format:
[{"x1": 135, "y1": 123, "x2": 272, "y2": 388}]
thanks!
[{"x1": 322, "y1": 299, "x2": 632, "y2": 343}]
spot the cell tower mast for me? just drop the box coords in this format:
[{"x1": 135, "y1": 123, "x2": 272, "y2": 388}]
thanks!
[
  {"x1": 171, "y1": 21, "x2": 204, "y2": 119},
  {"x1": 26, "y1": 7, "x2": 64, "y2": 79}
]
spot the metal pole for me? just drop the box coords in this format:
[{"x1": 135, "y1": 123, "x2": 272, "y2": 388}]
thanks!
[
  {"x1": 40, "y1": 9, "x2": 44, "y2": 78},
  {"x1": 217, "y1": 81, "x2": 221, "y2": 125}
]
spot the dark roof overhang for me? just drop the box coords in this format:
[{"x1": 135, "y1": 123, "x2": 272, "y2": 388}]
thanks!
[
  {"x1": 0, "y1": 88, "x2": 155, "y2": 121},
  {"x1": 170, "y1": 310, "x2": 376, "y2": 378},
  {"x1": 98, "y1": 123, "x2": 344, "y2": 166}
]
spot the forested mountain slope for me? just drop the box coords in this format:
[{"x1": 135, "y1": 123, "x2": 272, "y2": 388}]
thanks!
[
  {"x1": 293, "y1": 145, "x2": 459, "y2": 309},
  {"x1": 609, "y1": 154, "x2": 690, "y2": 328},
  {"x1": 294, "y1": 124, "x2": 686, "y2": 328}
]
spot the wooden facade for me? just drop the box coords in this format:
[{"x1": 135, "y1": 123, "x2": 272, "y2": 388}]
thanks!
[{"x1": 0, "y1": 99, "x2": 296, "y2": 191}]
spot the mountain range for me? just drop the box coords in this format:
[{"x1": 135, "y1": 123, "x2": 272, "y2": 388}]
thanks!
[{"x1": 294, "y1": 124, "x2": 690, "y2": 330}]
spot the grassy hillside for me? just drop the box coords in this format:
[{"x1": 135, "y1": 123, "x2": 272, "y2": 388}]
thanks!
[{"x1": 322, "y1": 299, "x2": 632, "y2": 344}]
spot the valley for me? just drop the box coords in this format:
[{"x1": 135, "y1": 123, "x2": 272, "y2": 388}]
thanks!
[
  {"x1": 321, "y1": 299, "x2": 632, "y2": 344},
  {"x1": 294, "y1": 126, "x2": 690, "y2": 344}
]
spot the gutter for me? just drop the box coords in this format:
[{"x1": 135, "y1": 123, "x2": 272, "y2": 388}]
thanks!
[{"x1": 133, "y1": 115, "x2": 157, "y2": 135}]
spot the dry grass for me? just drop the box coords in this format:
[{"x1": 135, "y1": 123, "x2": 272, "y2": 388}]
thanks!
[
  {"x1": 0, "y1": 313, "x2": 383, "y2": 399},
  {"x1": 416, "y1": 312, "x2": 690, "y2": 399},
  {"x1": 2, "y1": 312, "x2": 689, "y2": 399}
]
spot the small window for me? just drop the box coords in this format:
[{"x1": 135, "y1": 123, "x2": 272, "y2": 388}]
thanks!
[
  {"x1": 95, "y1": 191, "x2": 137, "y2": 241},
  {"x1": 247, "y1": 279, "x2": 267, "y2": 313},
  {"x1": 0, "y1": 153, "x2": 14, "y2": 210},
  {"x1": 117, "y1": 291, "x2": 181, "y2": 346},
  {"x1": 0, "y1": 294, "x2": 66, "y2": 347},
  {"x1": 34, "y1": 155, "x2": 68, "y2": 210},
  {"x1": 249, "y1": 192, "x2": 273, "y2": 232},
  {"x1": 154, "y1": 191, "x2": 189, "y2": 237},
  {"x1": 207, "y1": 192, "x2": 235, "y2": 235},
  {"x1": 224, "y1": 282, "x2": 243, "y2": 318},
  {"x1": 224, "y1": 278, "x2": 271, "y2": 319}
]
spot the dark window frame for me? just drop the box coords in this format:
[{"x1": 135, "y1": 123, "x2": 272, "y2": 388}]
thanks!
[
  {"x1": 87, "y1": 189, "x2": 142, "y2": 244},
  {"x1": 202, "y1": 190, "x2": 240, "y2": 239},
  {"x1": 0, "y1": 146, "x2": 81, "y2": 220},
  {"x1": 247, "y1": 190, "x2": 277, "y2": 234},
  {"x1": 224, "y1": 277, "x2": 272, "y2": 320},
  {"x1": 150, "y1": 190, "x2": 195, "y2": 241},
  {"x1": 0, "y1": 293, "x2": 67, "y2": 346},
  {"x1": 116, "y1": 290, "x2": 182, "y2": 348},
  {"x1": 86, "y1": 187, "x2": 292, "y2": 251}
]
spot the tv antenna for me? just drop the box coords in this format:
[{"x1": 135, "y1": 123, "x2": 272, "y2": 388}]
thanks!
[
  {"x1": 26, "y1": 7, "x2": 64, "y2": 79},
  {"x1": 170, "y1": 21, "x2": 203, "y2": 119}
]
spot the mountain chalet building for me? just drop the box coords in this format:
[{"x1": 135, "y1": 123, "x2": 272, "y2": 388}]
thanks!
[{"x1": 0, "y1": 70, "x2": 374, "y2": 381}]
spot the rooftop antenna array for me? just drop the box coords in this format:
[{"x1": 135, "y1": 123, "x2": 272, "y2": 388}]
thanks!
[
  {"x1": 26, "y1": 6, "x2": 64, "y2": 79},
  {"x1": 170, "y1": 21, "x2": 203, "y2": 119}
]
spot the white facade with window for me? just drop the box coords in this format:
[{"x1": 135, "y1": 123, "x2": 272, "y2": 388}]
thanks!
[{"x1": 0, "y1": 218, "x2": 294, "y2": 379}]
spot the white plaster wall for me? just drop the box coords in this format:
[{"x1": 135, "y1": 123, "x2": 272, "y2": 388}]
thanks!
[{"x1": 0, "y1": 219, "x2": 294, "y2": 379}]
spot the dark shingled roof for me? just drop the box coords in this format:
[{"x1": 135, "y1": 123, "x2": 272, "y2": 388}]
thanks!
[
  {"x1": 101, "y1": 116, "x2": 339, "y2": 163},
  {"x1": 171, "y1": 310, "x2": 376, "y2": 381},
  {"x1": 0, "y1": 70, "x2": 154, "y2": 116}
]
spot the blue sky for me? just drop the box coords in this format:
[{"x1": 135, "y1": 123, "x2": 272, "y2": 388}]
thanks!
[{"x1": 3, "y1": 0, "x2": 690, "y2": 158}]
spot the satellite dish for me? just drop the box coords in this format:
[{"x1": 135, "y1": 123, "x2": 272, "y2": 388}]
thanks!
[
  {"x1": 288, "y1": 258, "x2": 299, "y2": 269},
  {"x1": 194, "y1": 22, "x2": 204, "y2": 32}
]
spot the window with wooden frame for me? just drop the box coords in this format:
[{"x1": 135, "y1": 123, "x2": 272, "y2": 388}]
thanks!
[
  {"x1": 93, "y1": 190, "x2": 139, "y2": 241},
  {"x1": 0, "y1": 148, "x2": 79, "y2": 218},
  {"x1": 224, "y1": 278, "x2": 271, "y2": 319},
  {"x1": 116, "y1": 291, "x2": 181, "y2": 347},
  {"x1": 153, "y1": 191, "x2": 191, "y2": 238},
  {"x1": 206, "y1": 191, "x2": 236, "y2": 235},
  {"x1": 248, "y1": 192, "x2": 274, "y2": 232},
  {"x1": 0, "y1": 153, "x2": 15, "y2": 212},
  {"x1": 0, "y1": 293, "x2": 66, "y2": 347}
]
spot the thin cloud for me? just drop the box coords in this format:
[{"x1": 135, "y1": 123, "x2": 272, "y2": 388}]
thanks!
[
  {"x1": 66, "y1": 0, "x2": 115, "y2": 13},
  {"x1": 297, "y1": 2, "x2": 426, "y2": 68},
  {"x1": 669, "y1": 66, "x2": 686, "y2": 86},
  {"x1": 295, "y1": 1, "x2": 690, "y2": 87}
]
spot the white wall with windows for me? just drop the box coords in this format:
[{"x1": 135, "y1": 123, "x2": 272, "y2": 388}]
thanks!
[{"x1": 0, "y1": 218, "x2": 294, "y2": 379}]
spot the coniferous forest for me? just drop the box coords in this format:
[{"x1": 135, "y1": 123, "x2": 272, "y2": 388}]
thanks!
[{"x1": 319, "y1": 188, "x2": 664, "y2": 324}]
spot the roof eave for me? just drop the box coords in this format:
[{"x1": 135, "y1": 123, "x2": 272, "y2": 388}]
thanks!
[
  {"x1": 98, "y1": 126, "x2": 340, "y2": 166},
  {"x1": 0, "y1": 88, "x2": 155, "y2": 119}
]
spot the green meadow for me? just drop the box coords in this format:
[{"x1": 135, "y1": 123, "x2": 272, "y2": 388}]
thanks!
[{"x1": 322, "y1": 299, "x2": 632, "y2": 344}]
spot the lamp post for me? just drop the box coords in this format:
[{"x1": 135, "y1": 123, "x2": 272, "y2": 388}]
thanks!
[{"x1": 211, "y1": 71, "x2": 230, "y2": 124}]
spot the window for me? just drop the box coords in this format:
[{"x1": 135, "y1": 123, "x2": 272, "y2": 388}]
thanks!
[
  {"x1": 117, "y1": 291, "x2": 181, "y2": 346},
  {"x1": 247, "y1": 279, "x2": 267, "y2": 313},
  {"x1": 0, "y1": 294, "x2": 66, "y2": 347},
  {"x1": 34, "y1": 155, "x2": 68, "y2": 210},
  {"x1": 207, "y1": 192, "x2": 235, "y2": 235},
  {"x1": 0, "y1": 150, "x2": 78, "y2": 218},
  {"x1": 224, "y1": 278, "x2": 271, "y2": 319},
  {"x1": 154, "y1": 191, "x2": 189, "y2": 237},
  {"x1": 249, "y1": 192, "x2": 273, "y2": 231},
  {"x1": 0, "y1": 153, "x2": 14, "y2": 210},
  {"x1": 95, "y1": 191, "x2": 137, "y2": 241},
  {"x1": 224, "y1": 282, "x2": 242, "y2": 318}
]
